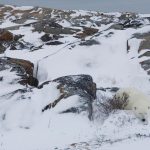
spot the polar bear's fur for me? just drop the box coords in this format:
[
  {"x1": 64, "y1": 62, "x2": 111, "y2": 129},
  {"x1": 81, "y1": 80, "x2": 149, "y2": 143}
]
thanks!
[{"x1": 115, "y1": 88, "x2": 150, "y2": 124}]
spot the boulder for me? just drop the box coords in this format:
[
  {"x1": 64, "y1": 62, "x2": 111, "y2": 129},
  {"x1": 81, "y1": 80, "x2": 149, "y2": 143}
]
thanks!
[
  {"x1": 40, "y1": 34, "x2": 64, "y2": 42},
  {"x1": 33, "y1": 20, "x2": 80, "y2": 34},
  {"x1": 76, "y1": 27, "x2": 99, "y2": 39},
  {"x1": 39, "y1": 74, "x2": 97, "y2": 120},
  {"x1": 109, "y1": 24, "x2": 124, "y2": 30},
  {"x1": 119, "y1": 13, "x2": 137, "y2": 21},
  {"x1": 130, "y1": 32, "x2": 150, "y2": 53},
  {"x1": 128, "y1": 32, "x2": 150, "y2": 75},
  {"x1": 45, "y1": 41, "x2": 63, "y2": 45},
  {"x1": 41, "y1": 34, "x2": 53, "y2": 42},
  {"x1": 79, "y1": 39, "x2": 100, "y2": 46},
  {"x1": 138, "y1": 51, "x2": 150, "y2": 58},
  {"x1": 0, "y1": 44, "x2": 5, "y2": 54},
  {"x1": 140, "y1": 60, "x2": 150, "y2": 71},
  {"x1": 0, "y1": 57, "x2": 38, "y2": 87},
  {"x1": 109, "y1": 21, "x2": 142, "y2": 30},
  {"x1": 0, "y1": 29, "x2": 14, "y2": 41}
]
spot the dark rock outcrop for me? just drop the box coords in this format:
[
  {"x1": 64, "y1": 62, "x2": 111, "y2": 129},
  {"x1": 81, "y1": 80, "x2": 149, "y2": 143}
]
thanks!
[
  {"x1": 45, "y1": 41, "x2": 63, "y2": 45},
  {"x1": 109, "y1": 13, "x2": 143, "y2": 30},
  {"x1": 41, "y1": 34, "x2": 64, "y2": 42},
  {"x1": 41, "y1": 34, "x2": 53, "y2": 42},
  {"x1": 39, "y1": 74, "x2": 96, "y2": 120},
  {"x1": 79, "y1": 39, "x2": 100, "y2": 46},
  {"x1": 128, "y1": 32, "x2": 150, "y2": 75},
  {"x1": 0, "y1": 29, "x2": 40, "y2": 52},
  {"x1": 33, "y1": 20, "x2": 80, "y2": 34},
  {"x1": 140, "y1": 60, "x2": 150, "y2": 71}
]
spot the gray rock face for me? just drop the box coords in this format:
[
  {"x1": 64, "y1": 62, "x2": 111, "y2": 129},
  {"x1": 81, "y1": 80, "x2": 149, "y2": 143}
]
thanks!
[
  {"x1": 39, "y1": 74, "x2": 97, "y2": 120},
  {"x1": 127, "y1": 31, "x2": 150, "y2": 75},
  {"x1": 109, "y1": 24, "x2": 124, "y2": 30},
  {"x1": 40, "y1": 34, "x2": 53, "y2": 42},
  {"x1": 32, "y1": 20, "x2": 80, "y2": 34},
  {"x1": 133, "y1": 32, "x2": 150, "y2": 52},
  {"x1": 39, "y1": 74, "x2": 96, "y2": 99},
  {"x1": 0, "y1": 29, "x2": 13, "y2": 41}
]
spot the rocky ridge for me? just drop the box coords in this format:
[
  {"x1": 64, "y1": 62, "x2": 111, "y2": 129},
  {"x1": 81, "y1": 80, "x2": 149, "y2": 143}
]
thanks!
[{"x1": 0, "y1": 4, "x2": 150, "y2": 150}]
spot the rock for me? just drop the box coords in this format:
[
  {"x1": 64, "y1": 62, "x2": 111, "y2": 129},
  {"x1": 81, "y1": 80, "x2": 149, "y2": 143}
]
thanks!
[
  {"x1": 0, "y1": 29, "x2": 34, "y2": 53},
  {"x1": 138, "y1": 51, "x2": 150, "y2": 58},
  {"x1": 60, "y1": 107, "x2": 80, "y2": 114},
  {"x1": 109, "y1": 24, "x2": 124, "y2": 30},
  {"x1": 45, "y1": 41, "x2": 63, "y2": 45},
  {"x1": 119, "y1": 12, "x2": 137, "y2": 21},
  {"x1": 14, "y1": 34, "x2": 24, "y2": 41},
  {"x1": 0, "y1": 44, "x2": 5, "y2": 54},
  {"x1": 110, "y1": 13, "x2": 142, "y2": 30},
  {"x1": 133, "y1": 32, "x2": 150, "y2": 52},
  {"x1": 140, "y1": 60, "x2": 150, "y2": 71},
  {"x1": 139, "y1": 40, "x2": 150, "y2": 52},
  {"x1": 41, "y1": 34, "x2": 53, "y2": 42},
  {"x1": 97, "y1": 87, "x2": 119, "y2": 92},
  {"x1": 0, "y1": 76, "x2": 3, "y2": 81},
  {"x1": 33, "y1": 20, "x2": 63, "y2": 30},
  {"x1": 9, "y1": 40, "x2": 34, "y2": 50},
  {"x1": 76, "y1": 27, "x2": 99, "y2": 39},
  {"x1": 123, "y1": 20, "x2": 142, "y2": 28},
  {"x1": 0, "y1": 57, "x2": 38, "y2": 87},
  {"x1": 39, "y1": 74, "x2": 97, "y2": 120},
  {"x1": 52, "y1": 34, "x2": 64, "y2": 40},
  {"x1": 128, "y1": 32, "x2": 150, "y2": 75},
  {"x1": 79, "y1": 39, "x2": 100, "y2": 46},
  {"x1": 0, "y1": 35, "x2": 40, "y2": 52},
  {"x1": 0, "y1": 29, "x2": 14, "y2": 41},
  {"x1": 33, "y1": 20, "x2": 80, "y2": 34}
]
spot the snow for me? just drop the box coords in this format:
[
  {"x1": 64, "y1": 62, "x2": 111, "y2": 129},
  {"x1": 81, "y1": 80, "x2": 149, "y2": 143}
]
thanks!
[{"x1": 1, "y1": 5, "x2": 150, "y2": 150}]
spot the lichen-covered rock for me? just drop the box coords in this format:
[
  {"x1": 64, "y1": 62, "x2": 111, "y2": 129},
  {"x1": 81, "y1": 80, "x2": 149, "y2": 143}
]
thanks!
[{"x1": 39, "y1": 74, "x2": 96, "y2": 99}]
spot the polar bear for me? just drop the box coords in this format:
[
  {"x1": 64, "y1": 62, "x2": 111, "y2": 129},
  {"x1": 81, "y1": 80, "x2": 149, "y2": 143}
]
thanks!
[{"x1": 115, "y1": 87, "x2": 150, "y2": 124}]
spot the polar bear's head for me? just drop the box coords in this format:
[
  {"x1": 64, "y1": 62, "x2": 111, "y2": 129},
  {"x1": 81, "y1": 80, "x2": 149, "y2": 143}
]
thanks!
[{"x1": 133, "y1": 103, "x2": 150, "y2": 124}]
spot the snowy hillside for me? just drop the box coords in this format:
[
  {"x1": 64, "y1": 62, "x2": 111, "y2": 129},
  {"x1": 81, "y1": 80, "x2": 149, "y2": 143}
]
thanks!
[{"x1": 0, "y1": 5, "x2": 150, "y2": 150}]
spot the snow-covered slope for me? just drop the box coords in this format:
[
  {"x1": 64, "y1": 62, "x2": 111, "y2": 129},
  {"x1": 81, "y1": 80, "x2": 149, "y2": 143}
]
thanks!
[{"x1": 0, "y1": 5, "x2": 150, "y2": 150}]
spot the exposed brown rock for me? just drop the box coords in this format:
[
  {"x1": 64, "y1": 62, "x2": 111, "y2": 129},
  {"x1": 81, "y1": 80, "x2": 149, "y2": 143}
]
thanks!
[
  {"x1": 0, "y1": 29, "x2": 14, "y2": 41},
  {"x1": 75, "y1": 27, "x2": 98, "y2": 39},
  {"x1": 0, "y1": 57, "x2": 38, "y2": 87}
]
